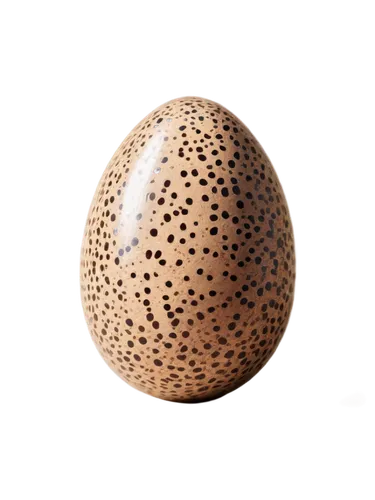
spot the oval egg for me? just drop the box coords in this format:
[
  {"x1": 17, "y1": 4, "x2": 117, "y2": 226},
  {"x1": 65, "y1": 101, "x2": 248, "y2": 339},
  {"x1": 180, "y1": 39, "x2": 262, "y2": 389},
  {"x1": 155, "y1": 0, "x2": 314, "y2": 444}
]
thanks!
[{"x1": 80, "y1": 96, "x2": 296, "y2": 402}]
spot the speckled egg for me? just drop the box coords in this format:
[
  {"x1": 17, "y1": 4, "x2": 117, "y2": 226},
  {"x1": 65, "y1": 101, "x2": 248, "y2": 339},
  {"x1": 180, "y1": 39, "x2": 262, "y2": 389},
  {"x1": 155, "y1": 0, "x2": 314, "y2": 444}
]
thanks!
[{"x1": 80, "y1": 97, "x2": 295, "y2": 403}]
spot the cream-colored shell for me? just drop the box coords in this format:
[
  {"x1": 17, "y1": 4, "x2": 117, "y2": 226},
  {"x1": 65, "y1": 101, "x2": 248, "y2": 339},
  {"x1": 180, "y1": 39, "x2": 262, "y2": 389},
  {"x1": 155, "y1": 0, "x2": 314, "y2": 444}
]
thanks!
[{"x1": 80, "y1": 97, "x2": 295, "y2": 402}]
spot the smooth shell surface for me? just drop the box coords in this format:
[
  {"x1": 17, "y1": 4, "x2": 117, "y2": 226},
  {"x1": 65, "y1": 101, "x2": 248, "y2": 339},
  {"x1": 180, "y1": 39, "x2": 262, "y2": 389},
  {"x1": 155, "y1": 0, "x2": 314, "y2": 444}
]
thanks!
[{"x1": 80, "y1": 97, "x2": 295, "y2": 402}]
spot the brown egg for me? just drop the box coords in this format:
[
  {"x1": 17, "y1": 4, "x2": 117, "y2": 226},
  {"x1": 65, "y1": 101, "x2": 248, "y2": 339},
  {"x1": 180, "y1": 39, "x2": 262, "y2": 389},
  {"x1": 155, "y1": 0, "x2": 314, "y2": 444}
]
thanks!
[{"x1": 80, "y1": 97, "x2": 295, "y2": 403}]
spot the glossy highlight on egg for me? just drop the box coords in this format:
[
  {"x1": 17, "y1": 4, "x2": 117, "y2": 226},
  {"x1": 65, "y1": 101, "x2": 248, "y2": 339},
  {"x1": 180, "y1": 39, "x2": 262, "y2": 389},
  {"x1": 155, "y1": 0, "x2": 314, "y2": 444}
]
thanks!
[{"x1": 80, "y1": 97, "x2": 296, "y2": 403}]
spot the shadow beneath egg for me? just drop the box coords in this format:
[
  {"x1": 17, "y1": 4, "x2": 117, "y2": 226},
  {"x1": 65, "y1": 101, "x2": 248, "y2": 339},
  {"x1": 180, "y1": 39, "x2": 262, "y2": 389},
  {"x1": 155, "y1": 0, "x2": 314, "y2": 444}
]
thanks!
[{"x1": 167, "y1": 389, "x2": 241, "y2": 408}]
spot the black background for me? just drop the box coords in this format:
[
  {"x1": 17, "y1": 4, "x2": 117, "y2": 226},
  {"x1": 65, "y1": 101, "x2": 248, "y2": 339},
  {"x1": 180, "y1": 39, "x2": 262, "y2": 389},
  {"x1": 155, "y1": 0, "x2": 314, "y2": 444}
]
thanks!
[{"x1": 66, "y1": 82, "x2": 358, "y2": 411}]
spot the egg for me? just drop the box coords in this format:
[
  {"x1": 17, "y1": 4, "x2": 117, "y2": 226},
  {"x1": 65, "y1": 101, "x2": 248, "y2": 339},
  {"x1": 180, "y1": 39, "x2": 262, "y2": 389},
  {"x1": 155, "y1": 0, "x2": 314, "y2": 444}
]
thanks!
[{"x1": 80, "y1": 96, "x2": 295, "y2": 403}]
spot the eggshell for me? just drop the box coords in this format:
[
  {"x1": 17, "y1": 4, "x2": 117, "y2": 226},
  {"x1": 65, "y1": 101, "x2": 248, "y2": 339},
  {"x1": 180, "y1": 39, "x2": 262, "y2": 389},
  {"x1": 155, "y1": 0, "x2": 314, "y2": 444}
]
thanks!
[{"x1": 80, "y1": 97, "x2": 295, "y2": 403}]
